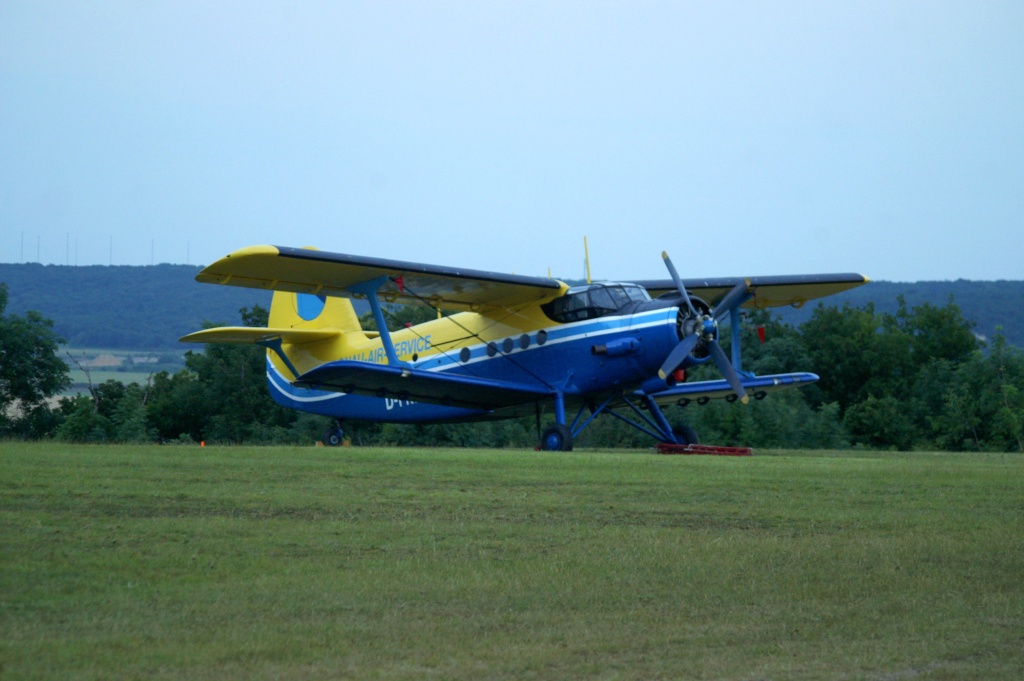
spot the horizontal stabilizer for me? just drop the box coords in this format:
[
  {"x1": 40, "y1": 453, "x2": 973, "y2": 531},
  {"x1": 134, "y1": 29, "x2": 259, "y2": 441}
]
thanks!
[
  {"x1": 180, "y1": 327, "x2": 341, "y2": 345},
  {"x1": 293, "y1": 361, "x2": 551, "y2": 410},
  {"x1": 645, "y1": 372, "x2": 819, "y2": 406}
]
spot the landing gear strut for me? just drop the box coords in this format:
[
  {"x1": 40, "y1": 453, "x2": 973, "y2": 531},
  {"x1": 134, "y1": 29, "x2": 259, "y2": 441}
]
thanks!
[
  {"x1": 538, "y1": 391, "x2": 702, "y2": 449},
  {"x1": 672, "y1": 424, "x2": 700, "y2": 446}
]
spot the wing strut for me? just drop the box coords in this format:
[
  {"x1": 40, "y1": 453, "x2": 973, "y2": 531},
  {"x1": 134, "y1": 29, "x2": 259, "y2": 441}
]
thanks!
[
  {"x1": 347, "y1": 276, "x2": 408, "y2": 368},
  {"x1": 257, "y1": 337, "x2": 301, "y2": 379},
  {"x1": 730, "y1": 306, "x2": 744, "y2": 372}
]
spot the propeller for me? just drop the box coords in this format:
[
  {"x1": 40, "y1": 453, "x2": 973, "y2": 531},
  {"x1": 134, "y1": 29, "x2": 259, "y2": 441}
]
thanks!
[{"x1": 657, "y1": 251, "x2": 751, "y2": 404}]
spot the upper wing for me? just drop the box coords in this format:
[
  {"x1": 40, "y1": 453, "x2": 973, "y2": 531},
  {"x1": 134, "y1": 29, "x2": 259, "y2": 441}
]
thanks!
[
  {"x1": 634, "y1": 273, "x2": 869, "y2": 309},
  {"x1": 195, "y1": 245, "x2": 566, "y2": 312},
  {"x1": 294, "y1": 360, "x2": 551, "y2": 410}
]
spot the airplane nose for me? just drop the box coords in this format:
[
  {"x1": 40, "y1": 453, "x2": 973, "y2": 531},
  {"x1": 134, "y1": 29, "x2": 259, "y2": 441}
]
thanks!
[{"x1": 657, "y1": 252, "x2": 751, "y2": 403}]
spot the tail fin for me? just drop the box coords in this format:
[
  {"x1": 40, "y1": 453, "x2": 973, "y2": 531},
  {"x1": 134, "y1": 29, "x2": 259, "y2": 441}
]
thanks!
[{"x1": 269, "y1": 291, "x2": 364, "y2": 334}]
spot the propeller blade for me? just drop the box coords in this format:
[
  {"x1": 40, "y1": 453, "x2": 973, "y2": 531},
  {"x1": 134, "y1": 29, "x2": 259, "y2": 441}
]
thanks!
[
  {"x1": 657, "y1": 334, "x2": 700, "y2": 381},
  {"x1": 661, "y1": 251, "x2": 697, "y2": 316},
  {"x1": 708, "y1": 342, "x2": 749, "y2": 404},
  {"x1": 712, "y1": 279, "x2": 752, "y2": 322}
]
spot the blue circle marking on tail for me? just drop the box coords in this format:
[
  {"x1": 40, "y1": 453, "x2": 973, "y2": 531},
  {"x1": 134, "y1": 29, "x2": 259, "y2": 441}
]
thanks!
[{"x1": 297, "y1": 293, "x2": 327, "y2": 320}]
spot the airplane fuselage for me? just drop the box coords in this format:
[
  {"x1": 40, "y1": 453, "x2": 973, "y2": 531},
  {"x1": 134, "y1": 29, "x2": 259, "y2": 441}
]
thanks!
[{"x1": 267, "y1": 302, "x2": 684, "y2": 423}]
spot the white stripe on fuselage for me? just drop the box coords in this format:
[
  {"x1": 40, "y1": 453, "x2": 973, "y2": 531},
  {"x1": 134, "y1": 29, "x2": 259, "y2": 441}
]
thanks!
[
  {"x1": 267, "y1": 366, "x2": 344, "y2": 403},
  {"x1": 441, "y1": 308, "x2": 675, "y2": 371}
]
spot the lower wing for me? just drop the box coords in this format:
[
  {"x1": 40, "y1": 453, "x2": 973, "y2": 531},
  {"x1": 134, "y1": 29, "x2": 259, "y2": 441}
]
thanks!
[
  {"x1": 644, "y1": 372, "x2": 819, "y2": 406},
  {"x1": 292, "y1": 361, "x2": 551, "y2": 411}
]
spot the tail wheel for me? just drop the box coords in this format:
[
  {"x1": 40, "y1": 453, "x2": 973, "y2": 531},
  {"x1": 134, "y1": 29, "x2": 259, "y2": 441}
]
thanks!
[
  {"x1": 322, "y1": 426, "x2": 345, "y2": 447},
  {"x1": 541, "y1": 424, "x2": 574, "y2": 452}
]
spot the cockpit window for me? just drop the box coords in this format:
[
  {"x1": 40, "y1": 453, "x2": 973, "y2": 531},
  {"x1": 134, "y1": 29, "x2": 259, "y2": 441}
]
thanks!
[
  {"x1": 542, "y1": 283, "x2": 651, "y2": 323},
  {"x1": 588, "y1": 287, "x2": 615, "y2": 310},
  {"x1": 624, "y1": 286, "x2": 649, "y2": 303},
  {"x1": 606, "y1": 286, "x2": 630, "y2": 308}
]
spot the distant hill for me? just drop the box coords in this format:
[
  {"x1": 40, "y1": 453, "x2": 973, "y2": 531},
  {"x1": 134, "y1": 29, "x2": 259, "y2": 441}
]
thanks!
[
  {"x1": 773, "y1": 280, "x2": 1024, "y2": 346},
  {"x1": 2, "y1": 264, "x2": 1022, "y2": 349},
  {"x1": 1, "y1": 263, "x2": 270, "y2": 350}
]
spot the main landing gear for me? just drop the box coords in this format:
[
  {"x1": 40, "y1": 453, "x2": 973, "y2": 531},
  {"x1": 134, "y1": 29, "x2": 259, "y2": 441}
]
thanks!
[
  {"x1": 541, "y1": 423, "x2": 574, "y2": 452},
  {"x1": 322, "y1": 421, "x2": 346, "y2": 446},
  {"x1": 537, "y1": 392, "x2": 698, "y2": 451}
]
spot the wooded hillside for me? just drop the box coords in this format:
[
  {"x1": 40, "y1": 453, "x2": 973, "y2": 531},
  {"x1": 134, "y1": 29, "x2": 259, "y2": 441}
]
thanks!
[
  {"x1": 2, "y1": 263, "x2": 1022, "y2": 349},
  {"x1": 774, "y1": 279, "x2": 1024, "y2": 346},
  {"x1": 0, "y1": 263, "x2": 270, "y2": 349}
]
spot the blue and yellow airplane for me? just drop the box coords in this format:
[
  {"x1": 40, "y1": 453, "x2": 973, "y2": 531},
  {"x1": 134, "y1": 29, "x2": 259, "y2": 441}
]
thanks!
[{"x1": 181, "y1": 245, "x2": 867, "y2": 450}]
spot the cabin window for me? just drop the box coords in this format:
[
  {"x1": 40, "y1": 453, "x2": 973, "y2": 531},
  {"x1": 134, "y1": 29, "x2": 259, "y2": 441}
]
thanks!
[{"x1": 542, "y1": 283, "x2": 651, "y2": 323}]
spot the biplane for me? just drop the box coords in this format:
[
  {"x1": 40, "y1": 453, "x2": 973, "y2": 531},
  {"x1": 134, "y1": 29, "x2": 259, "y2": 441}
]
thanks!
[{"x1": 181, "y1": 245, "x2": 867, "y2": 450}]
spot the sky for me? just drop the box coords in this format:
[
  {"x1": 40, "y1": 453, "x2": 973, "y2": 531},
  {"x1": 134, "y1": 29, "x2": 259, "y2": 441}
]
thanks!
[{"x1": 1, "y1": 1, "x2": 1021, "y2": 283}]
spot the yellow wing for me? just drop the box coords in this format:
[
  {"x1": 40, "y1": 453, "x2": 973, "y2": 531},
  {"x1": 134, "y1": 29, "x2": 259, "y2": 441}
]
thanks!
[
  {"x1": 194, "y1": 245, "x2": 567, "y2": 312},
  {"x1": 635, "y1": 273, "x2": 870, "y2": 310}
]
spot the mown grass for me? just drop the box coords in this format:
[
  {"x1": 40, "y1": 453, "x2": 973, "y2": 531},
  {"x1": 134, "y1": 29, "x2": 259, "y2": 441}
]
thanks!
[{"x1": 2, "y1": 443, "x2": 1022, "y2": 680}]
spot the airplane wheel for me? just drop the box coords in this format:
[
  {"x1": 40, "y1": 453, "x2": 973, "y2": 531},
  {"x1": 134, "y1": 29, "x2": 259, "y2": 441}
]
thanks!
[
  {"x1": 322, "y1": 426, "x2": 345, "y2": 447},
  {"x1": 673, "y1": 424, "x2": 699, "y2": 446},
  {"x1": 541, "y1": 424, "x2": 573, "y2": 452}
]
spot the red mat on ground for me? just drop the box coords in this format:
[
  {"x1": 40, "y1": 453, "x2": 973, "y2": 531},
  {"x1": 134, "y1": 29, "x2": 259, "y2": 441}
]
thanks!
[{"x1": 657, "y1": 443, "x2": 752, "y2": 456}]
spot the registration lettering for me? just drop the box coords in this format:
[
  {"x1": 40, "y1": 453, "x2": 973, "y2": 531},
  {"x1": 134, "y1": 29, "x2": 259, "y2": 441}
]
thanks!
[{"x1": 344, "y1": 335, "x2": 432, "y2": 364}]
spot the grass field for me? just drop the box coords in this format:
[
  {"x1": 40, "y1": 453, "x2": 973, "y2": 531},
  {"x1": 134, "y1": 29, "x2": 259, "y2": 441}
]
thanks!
[{"x1": 2, "y1": 443, "x2": 1022, "y2": 680}]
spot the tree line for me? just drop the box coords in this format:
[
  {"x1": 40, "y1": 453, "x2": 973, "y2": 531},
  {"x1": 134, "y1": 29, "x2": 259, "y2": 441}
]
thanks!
[{"x1": 2, "y1": 281, "x2": 1021, "y2": 451}]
